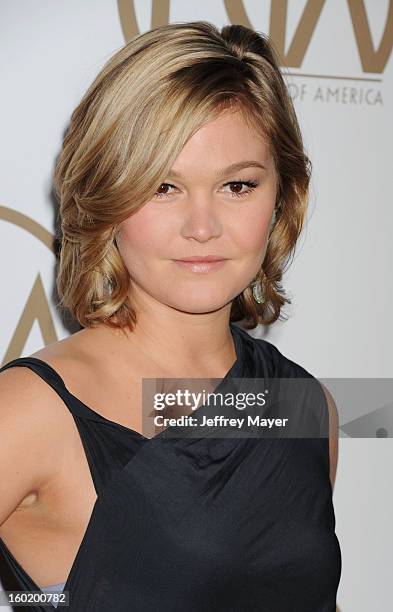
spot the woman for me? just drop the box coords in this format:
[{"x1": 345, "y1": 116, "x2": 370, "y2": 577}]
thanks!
[{"x1": 0, "y1": 21, "x2": 341, "y2": 611}]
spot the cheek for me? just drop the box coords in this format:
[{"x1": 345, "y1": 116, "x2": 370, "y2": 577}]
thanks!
[
  {"x1": 116, "y1": 208, "x2": 173, "y2": 270},
  {"x1": 232, "y1": 207, "x2": 272, "y2": 256},
  {"x1": 230, "y1": 176, "x2": 277, "y2": 255}
]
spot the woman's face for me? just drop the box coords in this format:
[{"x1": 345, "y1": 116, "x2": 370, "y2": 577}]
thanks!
[{"x1": 116, "y1": 109, "x2": 278, "y2": 315}]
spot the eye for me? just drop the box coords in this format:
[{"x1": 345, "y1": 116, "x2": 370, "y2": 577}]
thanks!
[
  {"x1": 222, "y1": 180, "x2": 259, "y2": 198},
  {"x1": 154, "y1": 183, "x2": 178, "y2": 198},
  {"x1": 153, "y1": 180, "x2": 259, "y2": 199}
]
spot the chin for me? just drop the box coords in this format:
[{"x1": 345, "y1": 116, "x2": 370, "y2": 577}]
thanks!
[{"x1": 164, "y1": 294, "x2": 231, "y2": 314}]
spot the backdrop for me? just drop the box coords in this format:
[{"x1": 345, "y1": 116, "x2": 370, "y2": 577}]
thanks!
[{"x1": 1, "y1": 2, "x2": 392, "y2": 610}]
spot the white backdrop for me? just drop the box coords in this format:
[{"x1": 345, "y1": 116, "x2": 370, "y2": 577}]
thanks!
[{"x1": 1, "y1": 2, "x2": 392, "y2": 610}]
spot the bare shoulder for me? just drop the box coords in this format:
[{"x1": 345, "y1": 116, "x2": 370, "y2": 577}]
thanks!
[
  {"x1": 319, "y1": 383, "x2": 339, "y2": 491},
  {"x1": 0, "y1": 355, "x2": 73, "y2": 526},
  {"x1": 0, "y1": 334, "x2": 94, "y2": 523},
  {"x1": 27, "y1": 327, "x2": 111, "y2": 396},
  {"x1": 0, "y1": 329, "x2": 89, "y2": 427},
  {"x1": 29, "y1": 326, "x2": 90, "y2": 362}
]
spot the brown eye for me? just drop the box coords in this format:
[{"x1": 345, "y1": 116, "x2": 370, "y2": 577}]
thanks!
[
  {"x1": 223, "y1": 180, "x2": 259, "y2": 198},
  {"x1": 153, "y1": 180, "x2": 259, "y2": 200},
  {"x1": 230, "y1": 183, "x2": 243, "y2": 194},
  {"x1": 154, "y1": 183, "x2": 177, "y2": 198}
]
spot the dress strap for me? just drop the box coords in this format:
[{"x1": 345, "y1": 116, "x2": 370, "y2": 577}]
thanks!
[
  {"x1": 1, "y1": 355, "x2": 67, "y2": 384},
  {"x1": 0, "y1": 357, "x2": 97, "y2": 421},
  {"x1": 0, "y1": 356, "x2": 144, "y2": 498},
  {"x1": 0, "y1": 356, "x2": 103, "y2": 495}
]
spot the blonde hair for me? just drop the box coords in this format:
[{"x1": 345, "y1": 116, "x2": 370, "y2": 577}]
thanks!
[{"x1": 54, "y1": 21, "x2": 311, "y2": 333}]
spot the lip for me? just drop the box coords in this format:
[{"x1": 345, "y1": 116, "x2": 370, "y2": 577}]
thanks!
[
  {"x1": 175, "y1": 256, "x2": 228, "y2": 262},
  {"x1": 172, "y1": 258, "x2": 228, "y2": 273}
]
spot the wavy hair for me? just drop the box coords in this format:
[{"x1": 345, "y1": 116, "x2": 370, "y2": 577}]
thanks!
[{"x1": 54, "y1": 21, "x2": 312, "y2": 332}]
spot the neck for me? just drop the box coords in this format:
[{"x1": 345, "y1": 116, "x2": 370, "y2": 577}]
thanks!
[{"x1": 92, "y1": 296, "x2": 237, "y2": 379}]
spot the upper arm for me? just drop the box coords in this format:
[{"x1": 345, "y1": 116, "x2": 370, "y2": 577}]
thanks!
[
  {"x1": 320, "y1": 382, "x2": 339, "y2": 490},
  {"x1": 0, "y1": 367, "x2": 65, "y2": 526}
]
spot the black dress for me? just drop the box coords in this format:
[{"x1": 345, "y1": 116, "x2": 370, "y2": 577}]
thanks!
[{"x1": 0, "y1": 322, "x2": 341, "y2": 611}]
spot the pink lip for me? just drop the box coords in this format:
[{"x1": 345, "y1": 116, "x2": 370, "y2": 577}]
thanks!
[
  {"x1": 175, "y1": 256, "x2": 227, "y2": 262},
  {"x1": 173, "y1": 258, "x2": 228, "y2": 273}
]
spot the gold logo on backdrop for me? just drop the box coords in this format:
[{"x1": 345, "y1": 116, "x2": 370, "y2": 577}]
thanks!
[
  {"x1": 117, "y1": 0, "x2": 393, "y2": 73},
  {"x1": 0, "y1": 205, "x2": 58, "y2": 365}
]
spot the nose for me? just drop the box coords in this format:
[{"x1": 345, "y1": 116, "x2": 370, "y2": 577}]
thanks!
[{"x1": 180, "y1": 195, "x2": 223, "y2": 242}]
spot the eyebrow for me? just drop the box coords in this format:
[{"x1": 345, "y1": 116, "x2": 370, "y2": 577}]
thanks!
[{"x1": 167, "y1": 160, "x2": 267, "y2": 180}]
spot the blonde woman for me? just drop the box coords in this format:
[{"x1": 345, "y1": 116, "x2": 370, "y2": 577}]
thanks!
[{"x1": 0, "y1": 21, "x2": 341, "y2": 611}]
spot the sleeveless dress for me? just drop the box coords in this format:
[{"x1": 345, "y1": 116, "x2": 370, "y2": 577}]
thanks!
[{"x1": 0, "y1": 323, "x2": 342, "y2": 611}]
